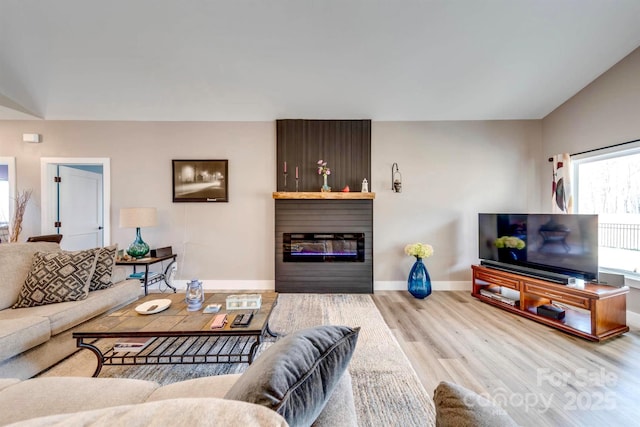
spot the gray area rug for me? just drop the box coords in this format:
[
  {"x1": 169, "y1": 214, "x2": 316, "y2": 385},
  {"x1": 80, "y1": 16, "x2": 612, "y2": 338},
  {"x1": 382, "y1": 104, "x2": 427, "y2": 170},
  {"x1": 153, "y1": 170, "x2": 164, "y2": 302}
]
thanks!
[{"x1": 41, "y1": 294, "x2": 436, "y2": 426}]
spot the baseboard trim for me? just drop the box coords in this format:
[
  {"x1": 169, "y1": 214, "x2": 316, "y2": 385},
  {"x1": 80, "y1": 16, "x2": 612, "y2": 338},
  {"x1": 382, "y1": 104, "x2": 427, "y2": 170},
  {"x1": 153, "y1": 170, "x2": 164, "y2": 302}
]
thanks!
[
  {"x1": 627, "y1": 310, "x2": 640, "y2": 328},
  {"x1": 164, "y1": 280, "x2": 472, "y2": 293},
  {"x1": 170, "y1": 280, "x2": 275, "y2": 292},
  {"x1": 374, "y1": 280, "x2": 471, "y2": 292}
]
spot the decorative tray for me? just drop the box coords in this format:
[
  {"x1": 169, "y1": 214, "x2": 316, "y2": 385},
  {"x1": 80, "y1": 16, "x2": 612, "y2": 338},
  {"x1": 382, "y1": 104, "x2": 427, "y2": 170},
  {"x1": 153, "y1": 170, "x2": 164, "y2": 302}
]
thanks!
[{"x1": 135, "y1": 299, "x2": 172, "y2": 315}]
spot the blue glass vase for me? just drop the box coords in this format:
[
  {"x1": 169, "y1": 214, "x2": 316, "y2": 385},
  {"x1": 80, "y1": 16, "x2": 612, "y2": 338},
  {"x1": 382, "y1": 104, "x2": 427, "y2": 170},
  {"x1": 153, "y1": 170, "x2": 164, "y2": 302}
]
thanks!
[{"x1": 408, "y1": 257, "x2": 432, "y2": 299}]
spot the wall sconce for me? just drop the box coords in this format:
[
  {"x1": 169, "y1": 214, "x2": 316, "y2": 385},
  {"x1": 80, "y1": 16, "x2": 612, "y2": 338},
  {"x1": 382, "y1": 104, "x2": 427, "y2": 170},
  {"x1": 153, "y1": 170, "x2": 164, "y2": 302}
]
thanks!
[{"x1": 391, "y1": 163, "x2": 402, "y2": 193}]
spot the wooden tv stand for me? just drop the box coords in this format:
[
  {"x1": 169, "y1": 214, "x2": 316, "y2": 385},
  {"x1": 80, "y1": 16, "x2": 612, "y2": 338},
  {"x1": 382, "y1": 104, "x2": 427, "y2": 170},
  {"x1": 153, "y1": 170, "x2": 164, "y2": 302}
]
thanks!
[{"x1": 471, "y1": 265, "x2": 629, "y2": 341}]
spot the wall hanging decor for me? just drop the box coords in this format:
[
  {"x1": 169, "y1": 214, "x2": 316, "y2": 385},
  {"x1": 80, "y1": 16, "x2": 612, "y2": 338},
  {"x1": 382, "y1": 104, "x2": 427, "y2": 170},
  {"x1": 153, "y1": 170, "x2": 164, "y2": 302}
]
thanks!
[
  {"x1": 172, "y1": 159, "x2": 228, "y2": 202},
  {"x1": 392, "y1": 163, "x2": 402, "y2": 193}
]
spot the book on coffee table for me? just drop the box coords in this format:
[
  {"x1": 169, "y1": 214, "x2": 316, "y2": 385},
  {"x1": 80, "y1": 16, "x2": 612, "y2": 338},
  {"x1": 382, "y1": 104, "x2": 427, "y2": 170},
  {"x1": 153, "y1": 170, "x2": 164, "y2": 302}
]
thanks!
[{"x1": 114, "y1": 337, "x2": 153, "y2": 353}]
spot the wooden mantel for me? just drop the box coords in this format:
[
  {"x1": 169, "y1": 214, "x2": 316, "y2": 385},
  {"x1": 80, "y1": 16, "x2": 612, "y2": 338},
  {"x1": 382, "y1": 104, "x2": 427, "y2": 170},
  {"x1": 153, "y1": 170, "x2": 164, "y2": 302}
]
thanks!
[{"x1": 272, "y1": 192, "x2": 376, "y2": 200}]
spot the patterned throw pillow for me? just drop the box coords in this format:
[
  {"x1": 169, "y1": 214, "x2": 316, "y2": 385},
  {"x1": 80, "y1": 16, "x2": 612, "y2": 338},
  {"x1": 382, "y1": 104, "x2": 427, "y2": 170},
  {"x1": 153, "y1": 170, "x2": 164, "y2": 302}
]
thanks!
[
  {"x1": 90, "y1": 245, "x2": 118, "y2": 291},
  {"x1": 13, "y1": 249, "x2": 97, "y2": 308}
]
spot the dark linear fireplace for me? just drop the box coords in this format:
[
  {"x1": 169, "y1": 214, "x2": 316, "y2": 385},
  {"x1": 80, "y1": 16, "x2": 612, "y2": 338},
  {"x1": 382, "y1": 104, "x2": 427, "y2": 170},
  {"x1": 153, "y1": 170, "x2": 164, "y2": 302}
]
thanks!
[
  {"x1": 274, "y1": 119, "x2": 373, "y2": 293},
  {"x1": 284, "y1": 233, "x2": 365, "y2": 262},
  {"x1": 275, "y1": 199, "x2": 373, "y2": 293}
]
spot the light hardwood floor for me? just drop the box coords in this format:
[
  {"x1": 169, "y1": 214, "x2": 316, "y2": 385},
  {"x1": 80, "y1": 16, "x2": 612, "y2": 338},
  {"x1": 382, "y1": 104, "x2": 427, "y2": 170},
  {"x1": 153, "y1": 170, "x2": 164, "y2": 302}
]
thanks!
[{"x1": 372, "y1": 291, "x2": 640, "y2": 427}]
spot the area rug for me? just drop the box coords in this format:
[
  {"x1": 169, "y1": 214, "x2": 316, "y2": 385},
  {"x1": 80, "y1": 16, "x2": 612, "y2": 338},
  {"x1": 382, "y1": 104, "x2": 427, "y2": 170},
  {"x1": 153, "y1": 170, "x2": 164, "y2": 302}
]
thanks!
[{"x1": 40, "y1": 294, "x2": 436, "y2": 426}]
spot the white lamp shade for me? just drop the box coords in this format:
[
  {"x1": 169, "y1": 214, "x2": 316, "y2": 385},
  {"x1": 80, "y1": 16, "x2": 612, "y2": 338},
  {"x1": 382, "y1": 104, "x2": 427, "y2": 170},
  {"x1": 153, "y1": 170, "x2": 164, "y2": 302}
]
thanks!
[{"x1": 119, "y1": 207, "x2": 158, "y2": 228}]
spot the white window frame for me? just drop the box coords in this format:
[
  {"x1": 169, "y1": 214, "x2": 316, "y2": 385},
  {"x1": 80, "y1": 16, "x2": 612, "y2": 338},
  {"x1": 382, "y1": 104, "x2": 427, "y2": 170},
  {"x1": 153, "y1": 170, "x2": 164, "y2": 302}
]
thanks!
[
  {"x1": 0, "y1": 157, "x2": 16, "y2": 223},
  {"x1": 572, "y1": 140, "x2": 640, "y2": 281}
]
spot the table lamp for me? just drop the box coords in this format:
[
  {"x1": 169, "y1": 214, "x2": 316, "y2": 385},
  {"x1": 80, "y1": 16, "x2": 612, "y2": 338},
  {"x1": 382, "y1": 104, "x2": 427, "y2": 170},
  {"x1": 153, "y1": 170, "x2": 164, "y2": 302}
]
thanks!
[{"x1": 119, "y1": 207, "x2": 157, "y2": 258}]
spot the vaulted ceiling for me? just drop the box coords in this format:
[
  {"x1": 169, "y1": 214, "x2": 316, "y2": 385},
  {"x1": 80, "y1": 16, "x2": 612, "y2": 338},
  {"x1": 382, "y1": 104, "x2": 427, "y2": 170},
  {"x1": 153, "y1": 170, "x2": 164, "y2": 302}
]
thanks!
[{"x1": 1, "y1": 0, "x2": 640, "y2": 121}]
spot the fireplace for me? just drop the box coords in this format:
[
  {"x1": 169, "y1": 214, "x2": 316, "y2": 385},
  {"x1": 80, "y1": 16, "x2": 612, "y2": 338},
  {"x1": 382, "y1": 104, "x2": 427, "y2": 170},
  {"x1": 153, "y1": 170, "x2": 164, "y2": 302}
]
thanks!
[
  {"x1": 275, "y1": 199, "x2": 373, "y2": 293},
  {"x1": 274, "y1": 119, "x2": 373, "y2": 293},
  {"x1": 283, "y1": 233, "x2": 365, "y2": 262}
]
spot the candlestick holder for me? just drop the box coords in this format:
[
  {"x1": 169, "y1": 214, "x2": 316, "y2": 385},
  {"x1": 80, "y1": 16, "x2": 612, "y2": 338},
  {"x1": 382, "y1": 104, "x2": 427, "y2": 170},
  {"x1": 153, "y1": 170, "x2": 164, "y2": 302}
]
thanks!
[
  {"x1": 295, "y1": 178, "x2": 299, "y2": 192},
  {"x1": 283, "y1": 172, "x2": 288, "y2": 190}
]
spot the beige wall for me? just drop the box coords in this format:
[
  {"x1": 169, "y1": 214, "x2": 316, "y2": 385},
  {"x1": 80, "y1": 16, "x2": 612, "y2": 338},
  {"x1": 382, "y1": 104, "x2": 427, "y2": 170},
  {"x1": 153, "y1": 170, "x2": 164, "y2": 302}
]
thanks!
[
  {"x1": 542, "y1": 46, "x2": 640, "y2": 315},
  {"x1": 0, "y1": 119, "x2": 543, "y2": 290},
  {"x1": 0, "y1": 121, "x2": 276, "y2": 286},
  {"x1": 541, "y1": 46, "x2": 640, "y2": 208},
  {"x1": 372, "y1": 121, "x2": 542, "y2": 288}
]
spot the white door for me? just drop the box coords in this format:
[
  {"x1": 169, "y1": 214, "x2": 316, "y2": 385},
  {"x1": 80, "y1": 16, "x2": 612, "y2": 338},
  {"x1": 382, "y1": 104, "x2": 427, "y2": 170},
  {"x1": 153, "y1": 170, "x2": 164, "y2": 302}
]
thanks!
[{"x1": 57, "y1": 165, "x2": 103, "y2": 250}]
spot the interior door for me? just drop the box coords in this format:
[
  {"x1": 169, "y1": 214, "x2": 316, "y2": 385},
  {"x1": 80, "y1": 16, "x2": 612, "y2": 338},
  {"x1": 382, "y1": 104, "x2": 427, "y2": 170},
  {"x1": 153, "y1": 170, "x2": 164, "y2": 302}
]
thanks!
[{"x1": 57, "y1": 165, "x2": 103, "y2": 250}]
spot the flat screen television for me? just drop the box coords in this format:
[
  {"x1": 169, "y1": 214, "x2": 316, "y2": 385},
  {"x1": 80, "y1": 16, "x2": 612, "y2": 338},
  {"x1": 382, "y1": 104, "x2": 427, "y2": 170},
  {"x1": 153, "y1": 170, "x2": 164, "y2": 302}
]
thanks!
[{"x1": 478, "y1": 213, "x2": 599, "y2": 283}]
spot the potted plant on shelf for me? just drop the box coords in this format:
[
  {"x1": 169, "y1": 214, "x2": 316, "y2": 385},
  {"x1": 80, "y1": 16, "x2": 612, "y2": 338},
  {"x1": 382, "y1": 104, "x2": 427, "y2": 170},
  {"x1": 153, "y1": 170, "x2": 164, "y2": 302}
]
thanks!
[{"x1": 317, "y1": 160, "x2": 331, "y2": 192}]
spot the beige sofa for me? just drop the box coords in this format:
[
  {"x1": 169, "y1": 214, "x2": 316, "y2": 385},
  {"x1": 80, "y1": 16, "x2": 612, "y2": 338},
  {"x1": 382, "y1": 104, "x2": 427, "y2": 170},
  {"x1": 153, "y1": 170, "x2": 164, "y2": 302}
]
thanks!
[
  {"x1": 0, "y1": 375, "x2": 283, "y2": 426},
  {"x1": 0, "y1": 242, "x2": 141, "y2": 379},
  {"x1": 0, "y1": 373, "x2": 356, "y2": 426},
  {"x1": 0, "y1": 372, "x2": 522, "y2": 427},
  {"x1": 0, "y1": 324, "x2": 361, "y2": 427}
]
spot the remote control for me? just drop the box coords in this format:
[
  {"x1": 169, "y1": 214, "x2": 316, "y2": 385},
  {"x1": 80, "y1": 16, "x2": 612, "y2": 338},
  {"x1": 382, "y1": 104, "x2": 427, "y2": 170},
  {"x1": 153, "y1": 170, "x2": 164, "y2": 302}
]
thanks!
[
  {"x1": 210, "y1": 313, "x2": 227, "y2": 329},
  {"x1": 231, "y1": 312, "x2": 253, "y2": 327}
]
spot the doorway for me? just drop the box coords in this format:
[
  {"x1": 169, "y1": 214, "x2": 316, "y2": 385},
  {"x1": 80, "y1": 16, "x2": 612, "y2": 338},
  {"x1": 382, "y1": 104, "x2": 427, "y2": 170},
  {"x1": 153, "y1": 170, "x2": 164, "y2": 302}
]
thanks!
[
  {"x1": 40, "y1": 158, "x2": 111, "y2": 250},
  {"x1": 0, "y1": 157, "x2": 16, "y2": 243}
]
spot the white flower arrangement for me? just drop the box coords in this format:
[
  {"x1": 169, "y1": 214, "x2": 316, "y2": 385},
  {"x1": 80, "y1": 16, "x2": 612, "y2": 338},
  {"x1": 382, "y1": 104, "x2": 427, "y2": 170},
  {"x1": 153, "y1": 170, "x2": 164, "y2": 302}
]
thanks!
[
  {"x1": 404, "y1": 243, "x2": 434, "y2": 259},
  {"x1": 494, "y1": 236, "x2": 526, "y2": 250}
]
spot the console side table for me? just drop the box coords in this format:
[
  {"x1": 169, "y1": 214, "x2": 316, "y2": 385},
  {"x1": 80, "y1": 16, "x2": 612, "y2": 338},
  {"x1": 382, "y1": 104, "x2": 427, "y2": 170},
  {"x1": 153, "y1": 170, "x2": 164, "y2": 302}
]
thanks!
[{"x1": 116, "y1": 254, "x2": 177, "y2": 295}]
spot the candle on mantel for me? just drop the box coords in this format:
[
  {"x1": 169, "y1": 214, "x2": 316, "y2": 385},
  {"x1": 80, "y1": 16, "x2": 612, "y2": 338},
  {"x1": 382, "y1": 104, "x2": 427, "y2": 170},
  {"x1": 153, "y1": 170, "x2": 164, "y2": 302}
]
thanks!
[
  {"x1": 284, "y1": 161, "x2": 287, "y2": 173},
  {"x1": 295, "y1": 166, "x2": 299, "y2": 179}
]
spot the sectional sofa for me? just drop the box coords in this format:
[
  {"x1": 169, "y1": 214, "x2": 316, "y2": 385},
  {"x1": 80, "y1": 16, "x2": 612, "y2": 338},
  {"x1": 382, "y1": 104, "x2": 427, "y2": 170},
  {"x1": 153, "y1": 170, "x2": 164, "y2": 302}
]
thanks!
[
  {"x1": 0, "y1": 373, "x2": 356, "y2": 426},
  {"x1": 0, "y1": 325, "x2": 361, "y2": 426},
  {"x1": 0, "y1": 242, "x2": 141, "y2": 379}
]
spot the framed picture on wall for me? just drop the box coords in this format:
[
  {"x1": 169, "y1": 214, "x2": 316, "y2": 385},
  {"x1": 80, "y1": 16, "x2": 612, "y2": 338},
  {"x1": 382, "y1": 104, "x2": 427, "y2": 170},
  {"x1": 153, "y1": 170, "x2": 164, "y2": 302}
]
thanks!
[{"x1": 172, "y1": 160, "x2": 229, "y2": 202}]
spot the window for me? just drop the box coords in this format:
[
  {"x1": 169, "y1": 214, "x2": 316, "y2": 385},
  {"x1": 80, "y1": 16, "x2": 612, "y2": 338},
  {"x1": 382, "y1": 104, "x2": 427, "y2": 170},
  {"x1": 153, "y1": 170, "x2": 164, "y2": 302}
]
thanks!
[
  {"x1": 0, "y1": 179, "x2": 9, "y2": 243},
  {"x1": 572, "y1": 142, "x2": 640, "y2": 276},
  {"x1": 0, "y1": 180, "x2": 8, "y2": 223},
  {"x1": 0, "y1": 163, "x2": 9, "y2": 231}
]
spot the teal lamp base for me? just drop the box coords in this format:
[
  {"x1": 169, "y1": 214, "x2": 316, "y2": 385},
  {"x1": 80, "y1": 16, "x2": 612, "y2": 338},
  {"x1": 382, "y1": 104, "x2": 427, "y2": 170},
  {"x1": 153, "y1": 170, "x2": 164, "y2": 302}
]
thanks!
[{"x1": 127, "y1": 227, "x2": 150, "y2": 258}]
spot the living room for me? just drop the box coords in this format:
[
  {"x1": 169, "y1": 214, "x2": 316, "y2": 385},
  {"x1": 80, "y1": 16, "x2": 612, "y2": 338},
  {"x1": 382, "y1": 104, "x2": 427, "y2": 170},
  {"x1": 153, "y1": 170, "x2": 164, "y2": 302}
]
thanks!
[{"x1": 1, "y1": 2, "x2": 640, "y2": 426}]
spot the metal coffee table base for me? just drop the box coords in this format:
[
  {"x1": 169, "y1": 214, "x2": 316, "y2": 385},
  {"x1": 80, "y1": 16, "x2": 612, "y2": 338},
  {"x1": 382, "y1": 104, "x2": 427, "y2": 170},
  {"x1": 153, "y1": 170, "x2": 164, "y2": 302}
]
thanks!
[{"x1": 77, "y1": 326, "x2": 278, "y2": 377}]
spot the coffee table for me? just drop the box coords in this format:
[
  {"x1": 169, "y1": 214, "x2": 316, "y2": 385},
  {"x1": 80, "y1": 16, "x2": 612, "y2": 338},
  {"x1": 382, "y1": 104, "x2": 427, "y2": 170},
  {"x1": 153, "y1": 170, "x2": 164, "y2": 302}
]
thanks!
[{"x1": 73, "y1": 292, "x2": 278, "y2": 377}]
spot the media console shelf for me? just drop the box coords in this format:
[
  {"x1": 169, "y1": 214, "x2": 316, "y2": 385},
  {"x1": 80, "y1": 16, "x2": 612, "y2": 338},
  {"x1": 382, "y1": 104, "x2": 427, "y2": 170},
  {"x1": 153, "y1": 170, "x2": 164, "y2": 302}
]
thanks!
[{"x1": 471, "y1": 265, "x2": 629, "y2": 341}]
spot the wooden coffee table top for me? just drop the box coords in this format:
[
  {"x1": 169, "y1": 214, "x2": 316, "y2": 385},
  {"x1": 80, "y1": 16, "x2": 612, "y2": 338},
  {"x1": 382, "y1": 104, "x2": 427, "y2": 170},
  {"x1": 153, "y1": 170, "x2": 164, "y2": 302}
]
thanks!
[{"x1": 73, "y1": 292, "x2": 278, "y2": 338}]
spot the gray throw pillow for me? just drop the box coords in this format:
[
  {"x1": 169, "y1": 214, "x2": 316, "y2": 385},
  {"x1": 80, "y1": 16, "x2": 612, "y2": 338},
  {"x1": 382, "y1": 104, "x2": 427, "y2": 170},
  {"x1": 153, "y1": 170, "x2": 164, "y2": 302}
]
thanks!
[
  {"x1": 224, "y1": 325, "x2": 360, "y2": 427},
  {"x1": 13, "y1": 249, "x2": 97, "y2": 308},
  {"x1": 89, "y1": 245, "x2": 117, "y2": 291},
  {"x1": 433, "y1": 381, "x2": 518, "y2": 427}
]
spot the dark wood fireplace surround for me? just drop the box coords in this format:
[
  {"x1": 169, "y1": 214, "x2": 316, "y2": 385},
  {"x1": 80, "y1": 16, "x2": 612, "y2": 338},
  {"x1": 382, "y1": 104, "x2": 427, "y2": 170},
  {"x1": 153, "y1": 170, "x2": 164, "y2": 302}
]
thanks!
[{"x1": 274, "y1": 120, "x2": 374, "y2": 293}]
